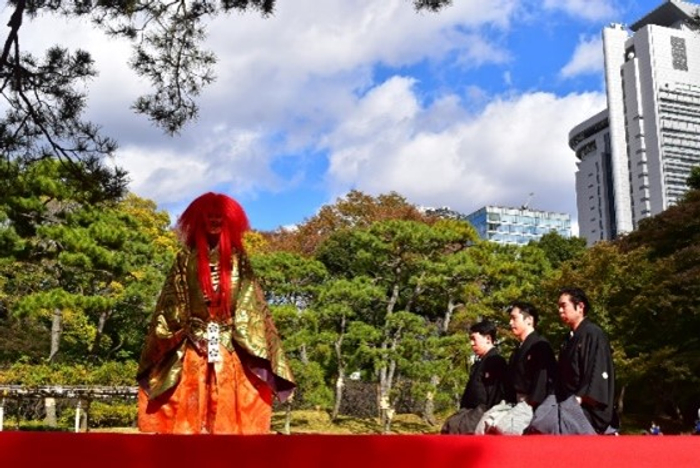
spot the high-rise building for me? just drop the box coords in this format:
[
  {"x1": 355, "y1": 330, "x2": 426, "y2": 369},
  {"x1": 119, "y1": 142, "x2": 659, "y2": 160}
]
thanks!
[
  {"x1": 464, "y1": 205, "x2": 572, "y2": 246},
  {"x1": 569, "y1": 0, "x2": 700, "y2": 245}
]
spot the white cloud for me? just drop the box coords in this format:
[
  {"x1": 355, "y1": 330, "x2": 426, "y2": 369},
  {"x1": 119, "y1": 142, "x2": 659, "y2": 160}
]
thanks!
[
  {"x1": 560, "y1": 35, "x2": 604, "y2": 78},
  {"x1": 323, "y1": 78, "x2": 607, "y2": 221},
  {"x1": 210, "y1": 0, "x2": 516, "y2": 70},
  {"x1": 12, "y1": 0, "x2": 609, "y2": 231},
  {"x1": 15, "y1": 13, "x2": 161, "y2": 145},
  {"x1": 16, "y1": 0, "x2": 521, "y2": 203},
  {"x1": 542, "y1": 0, "x2": 618, "y2": 22},
  {"x1": 119, "y1": 129, "x2": 285, "y2": 205},
  {"x1": 201, "y1": 0, "x2": 517, "y2": 130}
]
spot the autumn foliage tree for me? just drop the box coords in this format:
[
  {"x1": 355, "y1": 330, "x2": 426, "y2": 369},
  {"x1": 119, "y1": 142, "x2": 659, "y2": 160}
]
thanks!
[{"x1": 262, "y1": 190, "x2": 433, "y2": 255}]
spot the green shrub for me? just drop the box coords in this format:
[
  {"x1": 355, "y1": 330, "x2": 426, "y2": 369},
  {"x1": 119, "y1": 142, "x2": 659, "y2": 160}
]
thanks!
[
  {"x1": 16, "y1": 420, "x2": 71, "y2": 432},
  {"x1": 61, "y1": 401, "x2": 137, "y2": 428},
  {"x1": 90, "y1": 361, "x2": 138, "y2": 386},
  {"x1": 0, "y1": 361, "x2": 137, "y2": 386}
]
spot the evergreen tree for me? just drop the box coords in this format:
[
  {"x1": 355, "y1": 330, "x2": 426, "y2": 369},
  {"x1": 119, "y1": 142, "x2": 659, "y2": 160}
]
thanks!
[{"x1": 0, "y1": 160, "x2": 177, "y2": 364}]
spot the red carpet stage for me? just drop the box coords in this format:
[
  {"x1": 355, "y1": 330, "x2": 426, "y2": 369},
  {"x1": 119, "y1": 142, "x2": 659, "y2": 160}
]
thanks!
[{"x1": 1, "y1": 432, "x2": 698, "y2": 467}]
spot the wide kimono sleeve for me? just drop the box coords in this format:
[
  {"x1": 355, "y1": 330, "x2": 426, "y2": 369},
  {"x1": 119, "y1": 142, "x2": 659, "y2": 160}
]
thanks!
[
  {"x1": 577, "y1": 326, "x2": 615, "y2": 409},
  {"x1": 231, "y1": 254, "x2": 296, "y2": 402},
  {"x1": 136, "y1": 250, "x2": 191, "y2": 399}
]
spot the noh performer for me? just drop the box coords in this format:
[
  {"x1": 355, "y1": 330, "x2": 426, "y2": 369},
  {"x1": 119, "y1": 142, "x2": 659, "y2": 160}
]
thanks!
[{"x1": 137, "y1": 192, "x2": 295, "y2": 434}]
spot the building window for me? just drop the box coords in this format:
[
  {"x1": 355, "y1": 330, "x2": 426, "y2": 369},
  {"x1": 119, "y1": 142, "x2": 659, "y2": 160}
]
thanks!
[{"x1": 671, "y1": 36, "x2": 688, "y2": 71}]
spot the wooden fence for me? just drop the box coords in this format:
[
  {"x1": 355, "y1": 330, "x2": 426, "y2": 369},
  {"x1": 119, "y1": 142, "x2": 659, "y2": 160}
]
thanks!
[{"x1": 0, "y1": 385, "x2": 138, "y2": 432}]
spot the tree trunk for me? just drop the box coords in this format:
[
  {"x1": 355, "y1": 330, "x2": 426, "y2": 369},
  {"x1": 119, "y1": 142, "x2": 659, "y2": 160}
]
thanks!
[
  {"x1": 331, "y1": 373, "x2": 345, "y2": 422},
  {"x1": 298, "y1": 306, "x2": 309, "y2": 366},
  {"x1": 300, "y1": 344, "x2": 309, "y2": 366},
  {"x1": 443, "y1": 297, "x2": 459, "y2": 334},
  {"x1": 423, "y1": 375, "x2": 440, "y2": 425},
  {"x1": 331, "y1": 316, "x2": 346, "y2": 421},
  {"x1": 90, "y1": 309, "x2": 112, "y2": 359},
  {"x1": 48, "y1": 308, "x2": 63, "y2": 363},
  {"x1": 617, "y1": 384, "x2": 626, "y2": 416},
  {"x1": 380, "y1": 342, "x2": 399, "y2": 434},
  {"x1": 404, "y1": 274, "x2": 424, "y2": 313},
  {"x1": 378, "y1": 354, "x2": 392, "y2": 431},
  {"x1": 105, "y1": 334, "x2": 124, "y2": 360},
  {"x1": 423, "y1": 297, "x2": 457, "y2": 423},
  {"x1": 0, "y1": 0, "x2": 25, "y2": 68},
  {"x1": 381, "y1": 355, "x2": 398, "y2": 434},
  {"x1": 378, "y1": 281, "x2": 400, "y2": 431}
]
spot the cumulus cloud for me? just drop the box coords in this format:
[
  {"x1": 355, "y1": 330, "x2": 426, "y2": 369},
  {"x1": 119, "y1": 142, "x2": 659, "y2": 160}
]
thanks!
[
  {"x1": 323, "y1": 78, "x2": 607, "y2": 220},
  {"x1": 13, "y1": 0, "x2": 613, "y2": 230},
  {"x1": 118, "y1": 128, "x2": 289, "y2": 205},
  {"x1": 201, "y1": 0, "x2": 517, "y2": 130},
  {"x1": 17, "y1": 1, "x2": 519, "y2": 197},
  {"x1": 560, "y1": 35, "x2": 604, "y2": 78}
]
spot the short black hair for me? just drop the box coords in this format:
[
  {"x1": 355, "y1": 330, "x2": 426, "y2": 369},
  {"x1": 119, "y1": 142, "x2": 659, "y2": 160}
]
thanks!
[
  {"x1": 559, "y1": 287, "x2": 591, "y2": 316},
  {"x1": 469, "y1": 320, "x2": 497, "y2": 342},
  {"x1": 507, "y1": 301, "x2": 539, "y2": 327}
]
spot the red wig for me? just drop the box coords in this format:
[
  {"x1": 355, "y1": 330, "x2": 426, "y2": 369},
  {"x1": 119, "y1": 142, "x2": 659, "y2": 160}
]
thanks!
[{"x1": 177, "y1": 192, "x2": 250, "y2": 313}]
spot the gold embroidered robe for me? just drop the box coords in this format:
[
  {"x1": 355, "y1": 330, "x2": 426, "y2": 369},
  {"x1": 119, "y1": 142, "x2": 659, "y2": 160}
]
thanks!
[{"x1": 137, "y1": 248, "x2": 295, "y2": 403}]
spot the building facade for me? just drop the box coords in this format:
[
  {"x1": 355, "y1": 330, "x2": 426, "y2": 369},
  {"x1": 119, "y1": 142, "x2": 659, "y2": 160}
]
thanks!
[
  {"x1": 570, "y1": 0, "x2": 700, "y2": 245},
  {"x1": 569, "y1": 110, "x2": 617, "y2": 244},
  {"x1": 464, "y1": 205, "x2": 572, "y2": 246}
]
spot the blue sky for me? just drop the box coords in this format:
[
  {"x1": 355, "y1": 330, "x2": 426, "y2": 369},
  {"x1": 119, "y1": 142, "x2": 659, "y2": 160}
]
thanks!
[{"x1": 17, "y1": 0, "x2": 673, "y2": 233}]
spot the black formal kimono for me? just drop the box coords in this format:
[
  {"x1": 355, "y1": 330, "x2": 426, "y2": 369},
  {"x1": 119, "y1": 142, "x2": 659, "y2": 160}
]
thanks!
[
  {"x1": 460, "y1": 348, "x2": 508, "y2": 410},
  {"x1": 442, "y1": 348, "x2": 508, "y2": 434},
  {"x1": 556, "y1": 318, "x2": 617, "y2": 433},
  {"x1": 508, "y1": 331, "x2": 557, "y2": 408}
]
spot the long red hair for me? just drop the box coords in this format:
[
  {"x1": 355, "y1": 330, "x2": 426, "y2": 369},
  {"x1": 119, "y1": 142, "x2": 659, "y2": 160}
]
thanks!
[{"x1": 177, "y1": 192, "x2": 250, "y2": 313}]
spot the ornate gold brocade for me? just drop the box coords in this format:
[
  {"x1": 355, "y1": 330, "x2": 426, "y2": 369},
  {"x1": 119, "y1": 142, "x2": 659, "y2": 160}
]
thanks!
[{"x1": 137, "y1": 248, "x2": 295, "y2": 401}]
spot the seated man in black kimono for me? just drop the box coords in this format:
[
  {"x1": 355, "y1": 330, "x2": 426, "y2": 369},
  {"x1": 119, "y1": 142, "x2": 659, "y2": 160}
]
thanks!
[
  {"x1": 506, "y1": 302, "x2": 557, "y2": 409},
  {"x1": 441, "y1": 320, "x2": 508, "y2": 434},
  {"x1": 476, "y1": 302, "x2": 557, "y2": 434},
  {"x1": 529, "y1": 287, "x2": 618, "y2": 435}
]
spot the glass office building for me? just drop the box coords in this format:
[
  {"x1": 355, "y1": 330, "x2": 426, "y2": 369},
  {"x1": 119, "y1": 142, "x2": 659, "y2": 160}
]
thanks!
[{"x1": 465, "y1": 206, "x2": 572, "y2": 246}]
